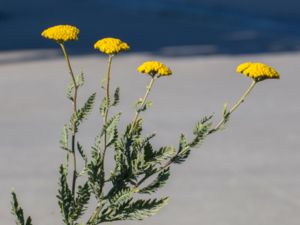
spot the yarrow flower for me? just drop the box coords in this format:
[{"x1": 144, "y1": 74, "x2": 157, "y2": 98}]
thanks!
[
  {"x1": 94, "y1": 37, "x2": 130, "y2": 55},
  {"x1": 137, "y1": 61, "x2": 172, "y2": 77},
  {"x1": 236, "y1": 62, "x2": 280, "y2": 81},
  {"x1": 41, "y1": 25, "x2": 79, "y2": 43}
]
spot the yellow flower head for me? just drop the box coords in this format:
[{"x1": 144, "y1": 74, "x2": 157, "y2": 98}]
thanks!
[
  {"x1": 41, "y1": 25, "x2": 80, "y2": 43},
  {"x1": 94, "y1": 37, "x2": 130, "y2": 55},
  {"x1": 137, "y1": 61, "x2": 172, "y2": 77},
  {"x1": 236, "y1": 62, "x2": 280, "y2": 82}
]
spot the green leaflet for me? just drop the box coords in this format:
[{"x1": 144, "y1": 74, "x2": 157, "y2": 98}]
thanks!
[
  {"x1": 101, "y1": 113, "x2": 121, "y2": 148},
  {"x1": 77, "y1": 142, "x2": 88, "y2": 165},
  {"x1": 111, "y1": 87, "x2": 120, "y2": 107},
  {"x1": 76, "y1": 93, "x2": 97, "y2": 124},
  {"x1": 221, "y1": 103, "x2": 230, "y2": 130},
  {"x1": 11, "y1": 192, "x2": 33, "y2": 225},
  {"x1": 99, "y1": 87, "x2": 120, "y2": 119},
  {"x1": 66, "y1": 72, "x2": 85, "y2": 101},
  {"x1": 66, "y1": 81, "x2": 74, "y2": 101},
  {"x1": 145, "y1": 145, "x2": 176, "y2": 165},
  {"x1": 137, "y1": 100, "x2": 152, "y2": 113},
  {"x1": 60, "y1": 125, "x2": 70, "y2": 152},
  {"x1": 72, "y1": 182, "x2": 91, "y2": 221},
  {"x1": 70, "y1": 92, "x2": 96, "y2": 132},
  {"x1": 121, "y1": 197, "x2": 169, "y2": 220},
  {"x1": 99, "y1": 96, "x2": 109, "y2": 119},
  {"x1": 111, "y1": 138, "x2": 128, "y2": 180},
  {"x1": 172, "y1": 115, "x2": 213, "y2": 164},
  {"x1": 87, "y1": 153, "x2": 105, "y2": 198},
  {"x1": 57, "y1": 165, "x2": 73, "y2": 225},
  {"x1": 57, "y1": 165, "x2": 91, "y2": 224},
  {"x1": 172, "y1": 134, "x2": 190, "y2": 164},
  {"x1": 139, "y1": 168, "x2": 170, "y2": 194},
  {"x1": 97, "y1": 197, "x2": 169, "y2": 223},
  {"x1": 76, "y1": 72, "x2": 85, "y2": 88},
  {"x1": 109, "y1": 188, "x2": 135, "y2": 208},
  {"x1": 189, "y1": 115, "x2": 213, "y2": 148}
]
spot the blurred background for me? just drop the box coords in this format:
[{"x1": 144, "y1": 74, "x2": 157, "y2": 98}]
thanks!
[
  {"x1": 0, "y1": 1, "x2": 300, "y2": 225},
  {"x1": 1, "y1": 0, "x2": 300, "y2": 57}
]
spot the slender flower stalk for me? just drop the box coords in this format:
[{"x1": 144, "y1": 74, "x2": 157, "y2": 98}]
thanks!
[
  {"x1": 87, "y1": 37, "x2": 130, "y2": 225},
  {"x1": 101, "y1": 54, "x2": 113, "y2": 185},
  {"x1": 104, "y1": 55, "x2": 113, "y2": 131},
  {"x1": 87, "y1": 55, "x2": 114, "y2": 225},
  {"x1": 130, "y1": 61, "x2": 172, "y2": 134},
  {"x1": 130, "y1": 76, "x2": 156, "y2": 134},
  {"x1": 229, "y1": 80, "x2": 256, "y2": 114},
  {"x1": 210, "y1": 80, "x2": 256, "y2": 133},
  {"x1": 60, "y1": 43, "x2": 78, "y2": 196},
  {"x1": 210, "y1": 62, "x2": 279, "y2": 133}
]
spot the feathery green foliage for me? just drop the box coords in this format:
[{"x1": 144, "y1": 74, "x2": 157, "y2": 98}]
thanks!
[
  {"x1": 139, "y1": 168, "x2": 170, "y2": 194},
  {"x1": 71, "y1": 92, "x2": 96, "y2": 130},
  {"x1": 10, "y1": 32, "x2": 273, "y2": 225},
  {"x1": 11, "y1": 192, "x2": 32, "y2": 225}
]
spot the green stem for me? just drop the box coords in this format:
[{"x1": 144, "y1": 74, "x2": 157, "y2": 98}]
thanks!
[
  {"x1": 87, "y1": 202, "x2": 103, "y2": 225},
  {"x1": 103, "y1": 55, "x2": 113, "y2": 154},
  {"x1": 211, "y1": 80, "x2": 256, "y2": 133},
  {"x1": 129, "y1": 77, "x2": 156, "y2": 134},
  {"x1": 60, "y1": 43, "x2": 78, "y2": 196},
  {"x1": 87, "y1": 55, "x2": 113, "y2": 225},
  {"x1": 101, "y1": 54, "x2": 113, "y2": 187}
]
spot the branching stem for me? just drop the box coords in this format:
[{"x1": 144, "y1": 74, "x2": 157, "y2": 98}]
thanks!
[{"x1": 135, "y1": 81, "x2": 257, "y2": 191}]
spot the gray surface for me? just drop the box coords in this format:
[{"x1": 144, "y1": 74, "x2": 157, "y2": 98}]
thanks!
[{"x1": 0, "y1": 51, "x2": 299, "y2": 225}]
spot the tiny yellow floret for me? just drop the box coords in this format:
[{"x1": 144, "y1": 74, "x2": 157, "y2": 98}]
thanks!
[
  {"x1": 94, "y1": 37, "x2": 130, "y2": 55},
  {"x1": 41, "y1": 25, "x2": 79, "y2": 43},
  {"x1": 236, "y1": 62, "x2": 280, "y2": 81},
  {"x1": 137, "y1": 61, "x2": 172, "y2": 77}
]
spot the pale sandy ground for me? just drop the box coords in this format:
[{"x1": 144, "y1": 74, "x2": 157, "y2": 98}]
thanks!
[{"x1": 0, "y1": 51, "x2": 299, "y2": 225}]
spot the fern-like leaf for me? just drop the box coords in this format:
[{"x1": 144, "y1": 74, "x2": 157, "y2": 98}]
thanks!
[
  {"x1": 76, "y1": 92, "x2": 96, "y2": 124},
  {"x1": 66, "y1": 81, "x2": 74, "y2": 101},
  {"x1": 71, "y1": 182, "x2": 91, "y2": 221},
  {"x1": 87, "y1": 152, "x2": 105, "y2": 198},
  {"x1": 11, "y1": 192, "x2": 33, "y2": 225},
  {"x1": 59, "y1": 125, "x2": 69, "y2": 152},
  {"x1": 57, "y1": 165, "x2": 74, "y2": 225},
  {"x1": 111, "y1": 87, "x2": 120, "y2": 107},
  {"x1": 189, "y1": 115, "x2": 213, "y2": 148},
  {"x1": 139, "y1": 168, "x2": 170, "y2": 194},
  {"x1": 109, "y1": 188, "x2": 135, "y2": 208},
  {"x1": 144, "y1": 144, "x2": 176, "y2": 165},
  {"x1": 101, "y1": 113, "x2": 121, "y2": 148},
  {"x1": 172, "y1": 134, "x2": 190, "y2": 164},
  {"x1": 137, "y1": 100, "x2": 152, "y2": 113},
  {"x1": 122, "y1": 197, "x2": 169, "y2": 220},
  {"x1": 99, "y1": 96, "x2": 110, "y2": 119},
  {"x1": 76, "y1": 72, "x2": 85, "y2": 88},
  {"x1": 77, "y1": 142, "x2": 88, "y2": 164}
]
